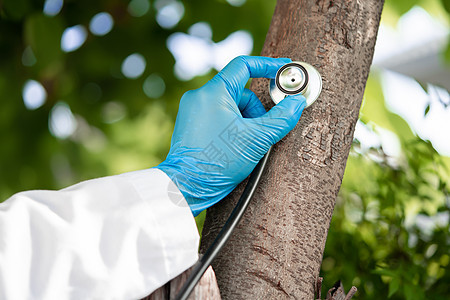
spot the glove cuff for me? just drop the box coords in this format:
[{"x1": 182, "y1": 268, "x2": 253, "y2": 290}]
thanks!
[{"x1": 156, "y1": 160, "x2": 233, "y2": 216}]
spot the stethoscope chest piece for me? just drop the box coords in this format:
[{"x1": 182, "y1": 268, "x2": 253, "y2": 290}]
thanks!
[{"x1": 269, "y1": 61, "x2": 322, "y2": 107}]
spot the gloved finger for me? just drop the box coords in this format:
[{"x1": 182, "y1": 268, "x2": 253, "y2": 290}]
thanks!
[
  {"x1": 211, "y1": 55, "x2": 291, "y2": 104},
  {"x1": 238, "y1": 89, "x2": 267, "y2": 118},
  {"x1": 252, "y1": 94, "x2": 307, "y2": 145}
]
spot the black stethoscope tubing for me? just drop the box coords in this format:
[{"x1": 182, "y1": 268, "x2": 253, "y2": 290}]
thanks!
[{"x1": 175, "y1": 147, "x2": 273, "y2": 300}]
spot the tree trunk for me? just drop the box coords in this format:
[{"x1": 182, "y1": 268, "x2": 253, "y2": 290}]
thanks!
[
  {"x1": 200, "y1": 0, "x2": 384, "y2": 299},
  {"x1": 144, "y1": 265, "x2": 221, "y2": 300}
]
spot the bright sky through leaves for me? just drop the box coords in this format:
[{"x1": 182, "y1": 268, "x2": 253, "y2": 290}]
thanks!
[
  {"x1": 372, "y1": 7, "x2": 450, "y2": 155},
  {"x1": 49, "y1": 102, "x2": 77, "y2": 139},
  {"x1": 61, "y1": 25, "x2": 88, "y2": 52},
  {"x1": 89, "y1": 12, "x2": 114, "y2": 36},
  {"x1": 43, "y1": 0, "x2": 63, "y2": 16},
  {"x1": 22, "y1": 80, "x2": 47, "y2": 110},
  {"x1": 121, "y1": 53, "x2": 146, "y2": 78}
]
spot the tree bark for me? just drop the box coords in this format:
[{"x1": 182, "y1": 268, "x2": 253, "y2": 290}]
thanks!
[
  {"x1": 144, "y1": 265, "x2": 221, "y2": 300},
  {"x1": 200, "y1": 0, "x2": 384, "y2": 299}
]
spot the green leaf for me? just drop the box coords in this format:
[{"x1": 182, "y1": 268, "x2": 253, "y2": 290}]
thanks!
[
  {"x1": 403, "y1": 284, "x2": 416, "y2": 300},
  {"x1": 442, "y1": 0, "x2": 450, "y2": 14},
  {"x1": 403, "y1": 283, "x2": 425, "y2": 300},
  {"x1": 444, "y1": 40, "x2": 450, "y2": 64},
  {"x1": 386, "y1": 0, "x2": 420, "y2": 15},
  {"x1": 417, "y1": 81, "x2": 428, "y2": 93},
  {"x1": 388, "y1": 277, "x2": 400, "y2": 297},
  {"x1": 24, "y1": 13, "x2": 64, "y2": 69},
  {"x1": 195, "y1": 210, "x2": 206, "y2": 236},
  {"x1": 385, "y1": 111, "x2": 415, "y2": 141},
  {"x1": 424, "y1": 103, "x2": 431, "y2": 116},
  {"x1": 2, "y1": 0, "x2": 32, "y2": 20},
  {"x1": 361, "y1": 73, "x2": 415, "y2": 143},
  {"x1": 372, "y1": 268, "x2": 396, "y2": 277}
]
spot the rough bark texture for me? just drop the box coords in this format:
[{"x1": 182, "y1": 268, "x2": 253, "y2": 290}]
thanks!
[
  {"x1": 200, "y1": 0, "x2": 384, "y2": 299},
  {"x1": 316, "y1": 278, "x2": 357, "y2": 300},
  {"x1": 144, "y1": 266, "x2": 221, "y2": 300}
]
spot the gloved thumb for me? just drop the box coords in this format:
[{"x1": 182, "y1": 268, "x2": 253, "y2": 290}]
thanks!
[{"x1": 253, "y1": 94, "x2": 307, "y2": 145}]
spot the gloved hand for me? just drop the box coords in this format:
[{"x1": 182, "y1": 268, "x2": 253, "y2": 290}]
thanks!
[{"x1": 157, "y1": 56, "x2": 306, "y2": 216}]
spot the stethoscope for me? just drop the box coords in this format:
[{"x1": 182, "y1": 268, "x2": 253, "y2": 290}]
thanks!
[{"x1": 175, "y1": 61, "x2": 322, "y2": 300}]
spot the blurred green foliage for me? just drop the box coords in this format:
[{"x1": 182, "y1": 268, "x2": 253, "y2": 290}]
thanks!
[
  {"x1": 0, "y1": 0, "x2": 277, "y2": 199},
  {"x1": 0, "y1": 0, "x2": 449, "y2": 299},
  {"x1": 323, "y1": 74, "x2": 450, "y2": 299}
]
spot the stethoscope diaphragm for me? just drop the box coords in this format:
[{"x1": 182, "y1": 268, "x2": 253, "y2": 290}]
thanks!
[{"x1": 269, "y1": 61, "x2": 322, "y2": 107}]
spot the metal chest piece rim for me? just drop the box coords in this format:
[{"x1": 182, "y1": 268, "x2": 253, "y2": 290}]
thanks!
[{"x1": 269, "y1": 61, "x2": 322, "y2": 108}]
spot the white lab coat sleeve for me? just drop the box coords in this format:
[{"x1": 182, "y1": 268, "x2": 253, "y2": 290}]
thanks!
[{"x1": 0, "y1": 168, "x2": 200, "y2": 300}]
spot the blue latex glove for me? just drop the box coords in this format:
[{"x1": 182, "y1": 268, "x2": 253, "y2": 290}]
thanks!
[{"x1": 157, "y1": 56, "x2": 306, "y2": 216}]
